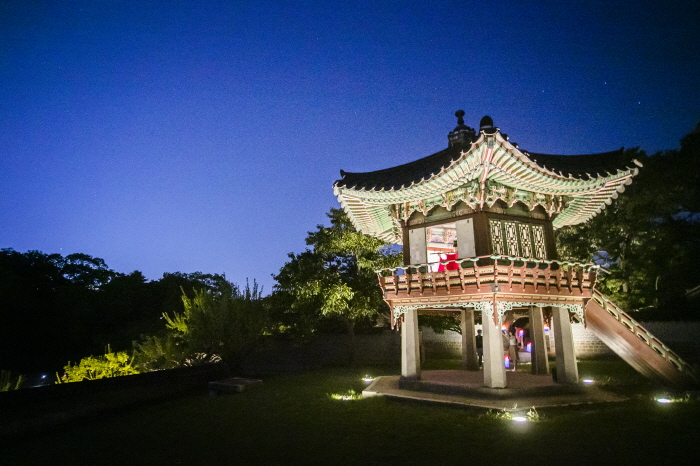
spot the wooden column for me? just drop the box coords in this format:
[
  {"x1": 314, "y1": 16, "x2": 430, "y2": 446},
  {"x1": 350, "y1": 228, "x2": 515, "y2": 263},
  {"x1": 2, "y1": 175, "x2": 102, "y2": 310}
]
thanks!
[
  {"x1": 401, "y1": 221, "x2": 411, "y2": 265},
  {"x1": 552, "y1": 306, "x2": 578, "y2": 384},
  {"x1": 481, "y1": 309, "x2": 506, "y2": 388},
  {"x1": 472, "y1": 212, "x2": 491, "y2": 256},
  {"x1": 461, "y1": 309, "x2": 479, "y2": 371},
  {"x1": 401, "y1": 308, "x2": 421, "y2": 380},
  {"x1": 544, "y1": 220, "x2": 558, "y2": 260},
  {"x1": 529, "y1": 306, "x2": 550, "y2": 375}
]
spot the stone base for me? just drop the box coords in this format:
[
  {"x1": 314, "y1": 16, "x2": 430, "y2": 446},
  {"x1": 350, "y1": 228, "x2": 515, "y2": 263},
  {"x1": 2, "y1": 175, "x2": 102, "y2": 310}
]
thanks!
[
  {"x1": 208, "y1": 377, "x2": 262, "y2": 397},
  {"x1": 518, "y1": 350, "x2": 531, "y2": 363},
  {"x1": 399, "y1": 370, "x2": 583, "y2": 399}
]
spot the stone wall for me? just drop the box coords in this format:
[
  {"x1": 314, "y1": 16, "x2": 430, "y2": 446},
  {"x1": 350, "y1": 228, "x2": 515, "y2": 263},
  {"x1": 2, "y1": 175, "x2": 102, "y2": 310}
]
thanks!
[
  {"x1": 242, "y1": 320, "x2": 700, "y2": 371},
  {"x1": 569, "y1": 323, "x2": 613, "y2": 356},
  {"x1": 422, "y1": 328, "x2": 463, "y2": 358},
  {"x1": 0, "y1": 363, "x2": 229, "y2": 438},
  {"x1": 419, "y1": 321, "x2": 699, "y2": 360}
]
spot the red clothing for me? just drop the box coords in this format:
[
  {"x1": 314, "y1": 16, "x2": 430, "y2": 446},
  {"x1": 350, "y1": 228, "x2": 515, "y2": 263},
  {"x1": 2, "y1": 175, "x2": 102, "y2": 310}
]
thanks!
[{"x1": 445, "y1": 253, "x2": 459, "y2": 270}]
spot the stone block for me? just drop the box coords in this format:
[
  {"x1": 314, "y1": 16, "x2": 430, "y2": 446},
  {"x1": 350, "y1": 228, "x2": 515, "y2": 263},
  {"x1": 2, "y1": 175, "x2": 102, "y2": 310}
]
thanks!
[{"x1": 208, "y1": 377, "x2": 263, "y2": 397}]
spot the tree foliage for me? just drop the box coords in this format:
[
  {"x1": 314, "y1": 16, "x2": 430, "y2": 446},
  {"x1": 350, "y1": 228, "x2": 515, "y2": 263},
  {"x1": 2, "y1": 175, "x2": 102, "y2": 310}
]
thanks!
[
  {"x1": 0, "y1": 248, "x2": 234, "y2": 373},
  {"x1": 1, "y1": 370, "x2": 24, "y2": 392},
  {"x1": 272, "y1": 208, "x2": 401, "y2": 361},
  {"x1": 557, "y1": 124, "x2": 700, "y2": 316},
  {"x1": 153, "y1": 280, "x2": 268, "y2": 371},
  {"x1": 57, "y1": 346, "x2": 139, "y2": 383}
]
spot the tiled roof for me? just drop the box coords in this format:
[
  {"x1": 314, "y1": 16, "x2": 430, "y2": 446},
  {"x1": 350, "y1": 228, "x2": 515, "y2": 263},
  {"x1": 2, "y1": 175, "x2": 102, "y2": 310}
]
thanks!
[
  {"x1": 336, "y1": 145, "x2": 634, "y2": 190},
  {"x1": 333, "y1": 114, "x2": 641, "y2": 243},
  {"x1": 523, "y1": 148, "x2": 632, "y2": 178},
  {"x1": 336, "y1": 145, "x2": 464, "y2": 191}
]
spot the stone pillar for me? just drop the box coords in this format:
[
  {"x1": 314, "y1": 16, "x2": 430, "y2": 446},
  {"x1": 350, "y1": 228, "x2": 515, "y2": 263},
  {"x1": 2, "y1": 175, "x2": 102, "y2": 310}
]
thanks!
[
  {"x1": 481, "y1": 310, "x2": 506, "y2": 388},
  {"x1": 401, "y1": 308, "x2": 421, "y2": 380},
  {"x1": 461, "y1": 309, "x2": 479, "y2": 371},
  {"x1": 552, "y1": 306, "x2": 578, "y2": 384},
  {"x1": 528, "y1": 306, "x2": 550, "y2": 375}
]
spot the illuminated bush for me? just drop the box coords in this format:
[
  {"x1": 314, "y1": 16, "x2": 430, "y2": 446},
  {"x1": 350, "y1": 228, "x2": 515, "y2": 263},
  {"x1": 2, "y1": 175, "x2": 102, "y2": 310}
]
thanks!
[
  {"x1": 57, "y1": 345, "x2": 139, "y2": 383},
  {"x1": 1, "y1": 370, "x2": 24, "y2": 391}
]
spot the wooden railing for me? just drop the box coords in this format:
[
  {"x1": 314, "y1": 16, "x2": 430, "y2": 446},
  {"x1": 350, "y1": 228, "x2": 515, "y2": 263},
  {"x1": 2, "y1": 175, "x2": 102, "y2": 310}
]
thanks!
[
  {"x1": 589, "y1": 290, "x2": 698, "y2": 382},
  {"x1": 376, "y1": 255, "x2": 599, "y2": 297}
]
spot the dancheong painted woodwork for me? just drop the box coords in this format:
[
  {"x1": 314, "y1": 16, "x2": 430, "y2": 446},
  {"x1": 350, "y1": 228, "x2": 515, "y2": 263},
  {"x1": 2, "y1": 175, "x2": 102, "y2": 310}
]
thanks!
[
  {"x1": 333, "y1": 112, "x2": 699, "y2": 388},
  {"x1": 334, "y1": 114, "x2": 641, "y2": 245}
]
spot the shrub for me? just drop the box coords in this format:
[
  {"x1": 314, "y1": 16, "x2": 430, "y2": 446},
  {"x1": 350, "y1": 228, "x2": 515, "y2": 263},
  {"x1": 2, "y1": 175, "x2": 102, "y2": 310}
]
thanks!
[
  {"x1": 57, "y1": 345, "x2": 139, "y2": 383},
  {"x1": 1, "y1": 370, "x2": 24, "y2": 391}
]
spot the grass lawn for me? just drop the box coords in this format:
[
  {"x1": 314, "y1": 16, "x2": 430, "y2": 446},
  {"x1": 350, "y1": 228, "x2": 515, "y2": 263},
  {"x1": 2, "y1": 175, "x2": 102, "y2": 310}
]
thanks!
[{"x1": 2, "y1": 358, "x2": 698, "y2": 465}]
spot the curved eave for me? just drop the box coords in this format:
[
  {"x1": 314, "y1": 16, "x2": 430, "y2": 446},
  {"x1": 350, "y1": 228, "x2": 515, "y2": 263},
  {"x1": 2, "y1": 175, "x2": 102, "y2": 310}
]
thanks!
[{"x1": 335, "y1": 131, "x2": 639, "y2": 242}]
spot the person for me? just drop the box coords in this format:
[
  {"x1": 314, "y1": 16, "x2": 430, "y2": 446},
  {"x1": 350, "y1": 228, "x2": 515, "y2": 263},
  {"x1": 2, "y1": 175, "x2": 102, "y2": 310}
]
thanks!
[
  {"x1": 502, "y1": 330, "x2": 510, "y2": 353},
  {"x1": 475, "y1": 330, "x2": 483, "y2": 368},
  {"x1": 508, "y1": 331, "x2": 518, "y2": 371}
]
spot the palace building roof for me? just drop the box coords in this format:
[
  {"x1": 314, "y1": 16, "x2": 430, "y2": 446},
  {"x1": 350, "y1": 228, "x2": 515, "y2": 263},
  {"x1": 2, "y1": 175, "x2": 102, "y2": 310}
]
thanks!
[{"x1": 334, "y1": 113, "x2": 641, "y2": 244}]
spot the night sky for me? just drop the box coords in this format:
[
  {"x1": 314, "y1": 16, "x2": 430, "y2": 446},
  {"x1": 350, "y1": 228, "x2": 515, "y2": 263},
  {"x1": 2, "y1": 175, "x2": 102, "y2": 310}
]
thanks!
[{"x1": 1, "y1": 1, "x2": 698, "y2": 293}]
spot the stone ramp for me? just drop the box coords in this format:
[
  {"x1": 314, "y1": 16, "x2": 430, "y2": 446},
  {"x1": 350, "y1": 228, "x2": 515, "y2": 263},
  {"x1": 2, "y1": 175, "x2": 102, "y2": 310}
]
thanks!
[
  {"x1": 586, "y1": 291, "x2": 699, "y2": 389},
  {"x1": 363, "y1": 370, "x2": 626, "y2": 409}
]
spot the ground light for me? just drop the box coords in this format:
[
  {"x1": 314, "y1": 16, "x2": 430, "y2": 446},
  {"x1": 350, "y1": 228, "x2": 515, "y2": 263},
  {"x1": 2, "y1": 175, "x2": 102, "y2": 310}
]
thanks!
[
  {"x1": 329, "y1": 390, "x2": 363, "y2": 401},
  {"x1": 362, "y1": 375, "x2": 375, "y2": 383},
  {"x1": 654, "y1": 393, "x2": 691, "y2": 404},
  {"x1": 480, "y1": 406, "x2": 541, "y2": 423},
  {"x1": 582, "y1": 379, "x2": 594, "y2": 384}
]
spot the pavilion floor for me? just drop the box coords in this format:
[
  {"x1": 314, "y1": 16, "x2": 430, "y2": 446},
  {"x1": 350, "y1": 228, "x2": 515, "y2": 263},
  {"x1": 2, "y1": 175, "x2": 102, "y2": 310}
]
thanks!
[{"x1": 362, "y1": 370, "x2": 627, "y2": 409}]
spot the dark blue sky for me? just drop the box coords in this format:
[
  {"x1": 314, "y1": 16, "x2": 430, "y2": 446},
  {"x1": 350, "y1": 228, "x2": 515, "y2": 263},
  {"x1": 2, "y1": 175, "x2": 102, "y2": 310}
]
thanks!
[{"x1": 1, "y1": 0, "x2": 698, "y2": 292}]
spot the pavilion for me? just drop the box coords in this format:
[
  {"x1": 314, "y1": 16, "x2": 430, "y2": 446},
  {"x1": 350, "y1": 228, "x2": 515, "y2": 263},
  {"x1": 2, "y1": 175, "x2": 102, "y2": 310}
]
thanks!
[{"x1": 334, "y1": 111, "x2": 697, "y2": 390}]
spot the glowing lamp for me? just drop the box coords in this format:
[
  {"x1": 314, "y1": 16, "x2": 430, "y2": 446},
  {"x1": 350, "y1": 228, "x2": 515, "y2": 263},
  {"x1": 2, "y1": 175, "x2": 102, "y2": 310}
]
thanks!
[
  {"x1": 504, "y1": 355, "x2": 510, "y2": 368},
  {"x1": 512, "y1": 416, "x2": 528, "y2": 422},
  {"x1": 657, "y1": 398, "x2": 672, "y2": 404},
  {"x1": 544, "y1": 324, "x2": 549, "y2": 332},
  {"x1": 526, "y1": 342, "x2": 532, "y2": 352},
  {"x1": 583, "y1": 379, "x2": 594, "y2": 384}
]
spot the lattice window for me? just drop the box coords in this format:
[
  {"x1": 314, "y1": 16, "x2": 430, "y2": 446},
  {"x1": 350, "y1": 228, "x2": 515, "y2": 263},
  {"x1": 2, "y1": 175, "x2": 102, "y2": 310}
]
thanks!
[
  {"x1": 518, "y1": 223, "x2": 533, "y2": 258},
  {"x1": 532, "y1": 225, "x2": 547, "y2": 259},
  {"x1": 504, "y1": 221, "x2": 520, "y2": 256},
  {"x1": 489, "y1": 219, "x2": 505, "y2": 255},
  {"x1": 489, "y1": 219, "x2": 548, "y2": 259}
]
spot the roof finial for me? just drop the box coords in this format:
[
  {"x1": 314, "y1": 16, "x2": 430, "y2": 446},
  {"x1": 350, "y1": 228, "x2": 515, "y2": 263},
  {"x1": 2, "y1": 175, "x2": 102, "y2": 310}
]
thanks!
[{"x1": 448, "y1": 110, "x2": 475, "y2": 147}]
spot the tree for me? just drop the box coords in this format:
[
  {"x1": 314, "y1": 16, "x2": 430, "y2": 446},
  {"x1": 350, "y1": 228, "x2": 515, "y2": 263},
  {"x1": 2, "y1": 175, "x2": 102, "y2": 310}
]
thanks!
[
  {"x1": 0, "y1": 249, "x2": 98, "y2": 372},
  {"x1": 272, "y1": 208, "x2": 401, "y2": 364},
  {"x1": 156, "y1": 279, "x2": 268, "y2": 372},
  {"x1": 59, "y1": 253, "x2": 116, "y2": 289},
  {"x1": 557, "y1": 125, "x2": 700, "y2": 317}
]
